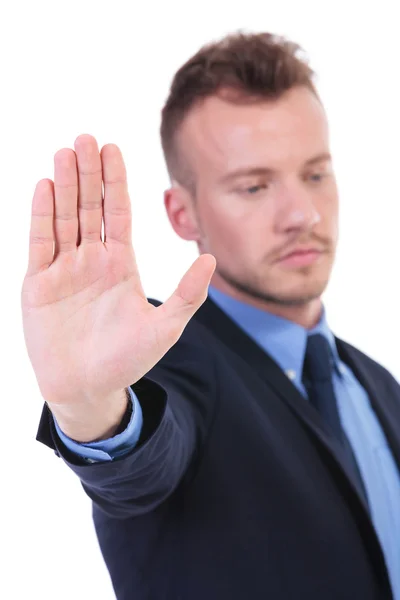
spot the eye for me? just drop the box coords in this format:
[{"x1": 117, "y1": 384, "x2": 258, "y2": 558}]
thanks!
[
  {"x1": 242, "y1": 184, "x2": 268, "y2": 195},
  {"x1": 308, "y1": 173, "x2": 326, "y2": 183}
]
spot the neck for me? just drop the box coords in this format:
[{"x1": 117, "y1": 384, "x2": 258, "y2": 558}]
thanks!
[{"x1": 209, "y1": 277, "x2": 323, "y2": 330}]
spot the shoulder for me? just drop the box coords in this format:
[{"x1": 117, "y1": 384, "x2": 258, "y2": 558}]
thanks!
[{"x1": 337, "y1": 337, "x2": 400, "y2": 393}]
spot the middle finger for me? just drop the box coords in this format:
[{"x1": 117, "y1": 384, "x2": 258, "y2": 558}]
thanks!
[{"x1": 74, "y1": 134, "x2": 103, "y2": 245}]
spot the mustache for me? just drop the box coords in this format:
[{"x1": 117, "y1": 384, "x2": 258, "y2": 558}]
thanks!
[{"x1": 271, "y1": 234, "x2": 332, "y2": 262}]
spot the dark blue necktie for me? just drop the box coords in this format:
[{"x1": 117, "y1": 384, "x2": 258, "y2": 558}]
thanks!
[{"x1": 302, "y1": 333, "x2": 369, "y2": 506}]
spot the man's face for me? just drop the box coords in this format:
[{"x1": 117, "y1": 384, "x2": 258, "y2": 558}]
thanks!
[{"x1": 173, "y1": 86, "x2": 339, "y2": 308}]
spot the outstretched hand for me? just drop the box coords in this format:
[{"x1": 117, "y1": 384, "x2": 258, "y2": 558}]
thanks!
[{"x1": 21, "y1": 134, "x2": 216, "y2": 408}]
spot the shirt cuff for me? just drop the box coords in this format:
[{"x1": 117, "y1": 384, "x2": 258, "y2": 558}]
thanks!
[{"x1": 53, "y1": 387, "x2": 143, "y2": 462}]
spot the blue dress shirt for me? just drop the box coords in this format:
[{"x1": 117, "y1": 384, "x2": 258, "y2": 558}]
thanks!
[{"x1": 54, "y1": 285, "x2": 400, "y2": 598}]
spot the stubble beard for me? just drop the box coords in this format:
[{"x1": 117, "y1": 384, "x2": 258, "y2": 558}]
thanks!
[{"x1": 215, "y1": 263, "x2": 332, "y2": 308}]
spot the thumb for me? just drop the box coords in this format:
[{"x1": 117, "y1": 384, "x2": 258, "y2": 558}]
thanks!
[{"x1": 158, "y1": 253, "x2": 216, "y2": 334}]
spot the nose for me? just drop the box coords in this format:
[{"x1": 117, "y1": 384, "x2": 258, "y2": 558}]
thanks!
[{"x1": 275, "y1": 185, "x2": 320, "y2": 234}]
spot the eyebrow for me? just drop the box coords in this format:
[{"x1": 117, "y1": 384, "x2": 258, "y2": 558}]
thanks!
[{"x1": 218, "y1": 152, "x2": 332, "y2": 185}]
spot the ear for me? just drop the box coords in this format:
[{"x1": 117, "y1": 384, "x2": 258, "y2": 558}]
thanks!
[{"x1": 164, "y1": 184, "x2": 201, "y2": 242}]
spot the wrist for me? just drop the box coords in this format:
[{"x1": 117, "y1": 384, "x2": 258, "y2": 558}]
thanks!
[{"x1": 49, "y1": 388, "x2": 130, "y2": 443}]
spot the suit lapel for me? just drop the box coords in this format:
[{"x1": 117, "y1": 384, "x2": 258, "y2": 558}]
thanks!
[{"x1": 336, "y1": 339, "x2": 400, "y2": 469}]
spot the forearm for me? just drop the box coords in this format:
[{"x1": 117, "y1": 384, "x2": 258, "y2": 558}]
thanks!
[
  {"x1": 36, "y1": 356, "x2": 213, "y2": 518},
  {"x1": 47, "y1": 388, "x2": 130, "y2": 443}
]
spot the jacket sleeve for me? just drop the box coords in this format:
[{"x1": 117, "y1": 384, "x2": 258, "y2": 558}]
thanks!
[{"x1": 35, "y1": 322, "x2": 218, "y2": 519}]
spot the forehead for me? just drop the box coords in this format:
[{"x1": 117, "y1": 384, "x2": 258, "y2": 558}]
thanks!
[{"x1": 178, "y1": 87, "x2": 330, "y2": 177}]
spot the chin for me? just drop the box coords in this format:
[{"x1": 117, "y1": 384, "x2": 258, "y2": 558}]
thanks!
[
  {"x1": 274, "y1": 281, "x2": 329, "y2": 305},
  {"x1": 275, "y1": 293, "x2": 323, "y2": 307}
]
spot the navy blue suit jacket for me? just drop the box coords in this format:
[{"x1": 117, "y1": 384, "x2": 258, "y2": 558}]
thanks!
[{"x1": 37, "y1": 297, "x2": 399, "y2": 599}]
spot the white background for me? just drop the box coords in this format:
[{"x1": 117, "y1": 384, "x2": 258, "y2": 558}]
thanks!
[{"x1": 1, "y1": 0, "x2": 399, "y2": 598}]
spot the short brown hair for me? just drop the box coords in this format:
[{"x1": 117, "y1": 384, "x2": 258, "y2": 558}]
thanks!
[{"x1": 160, "y1": 31, "x2": 319, "y2": 193}]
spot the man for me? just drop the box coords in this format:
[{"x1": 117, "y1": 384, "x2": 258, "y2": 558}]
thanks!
[{"x1": 21, "y1": 31, "x2": 400, "y2": 599}]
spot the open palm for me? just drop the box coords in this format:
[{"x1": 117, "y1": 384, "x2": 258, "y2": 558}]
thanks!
[{"x1": 21, "y1": 134, "x2": 216, "y2": 408}]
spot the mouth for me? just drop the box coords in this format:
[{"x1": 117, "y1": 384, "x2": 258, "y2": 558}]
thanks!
[{"x1": 276, "y1": 247, "x2": 324, "y2": 268}]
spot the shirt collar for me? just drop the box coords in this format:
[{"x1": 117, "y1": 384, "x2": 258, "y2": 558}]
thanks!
[{"x1": 208, "y1": 285, "x2": 341, "y2": 386}]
